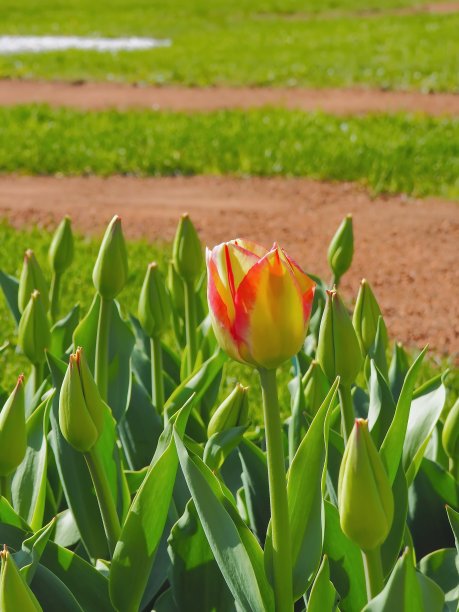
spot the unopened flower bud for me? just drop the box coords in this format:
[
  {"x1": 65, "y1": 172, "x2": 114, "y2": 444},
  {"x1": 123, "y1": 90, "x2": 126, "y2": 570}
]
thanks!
[
  {"x1": 442, "y1": 398, "x2": 459, "y2": 460},
  {"x1": 172, "y1": 213, "x2": 203, "y2": 285},
  {"x1": 18, "y1": 250, "x2": 49, "y2": 313},
  {"x1": 59, "y1": 347, "x2": 105, "y2": 453},
  {"x1": 338, "y1": 419, "x2": 394, "y2": 551},
  {"x1": 327, "y1": 214, "x2": 354, "y2": 285},
  {"x1": 0, "y1": 376, "x2": 27, "y2": 477},
  {"x1": 17, "y1": 291, "x2": 50, "y2": 365},
  {"x1": 138, "y1": 262, "x2": 170, "y2": 338},
  {"x1": 317, "y1": 289, "x2": 363, "y2": 387},
  {"x1": 207, "y1": 383, "x2": 249, "y2": 438},
  {"x1": 0, "y1": 546, "x2": 42, "y2": 611},
  {"x1": 48, "y1": 216, "x2": 74, "y2": 275},
  {"x1": 92, "y1": 215, "x2": 128, "y2": 300},
  {"x1": 302, "y1": 360, "x2": 330, "y2": 416},
  {"x1": 167, "y1": 259, "x2": 185, "y2": 314},
  {"x1": 353, "y1": 279, "x2": 388, "y2": 354}
]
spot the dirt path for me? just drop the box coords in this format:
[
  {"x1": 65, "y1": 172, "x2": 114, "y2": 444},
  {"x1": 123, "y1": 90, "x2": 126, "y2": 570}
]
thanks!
[
  {"x1": 0, "y1": 80, "x2": 458, "y2": 116},
  {"x1": 1, "y1": 175, "x2": 457, "y2": 356}
]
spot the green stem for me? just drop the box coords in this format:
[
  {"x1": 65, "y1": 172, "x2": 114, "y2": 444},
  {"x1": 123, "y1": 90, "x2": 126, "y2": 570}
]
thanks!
[
  {"x1": 184, "y1": 280, "x2": 197, "y2": 375},
  {"x1": 49, "y1": 272, "x2": 61, "y2": 323},
  {"x1": 0, "y1": 476, "x2": 11, "y2": 504},
  {"x1": 362, "y1": 547, "x2": 384, "y2": 601},
  {"x1": 84, "y1": 449, "x2": 121, "y2": 558},
  {"x1": 31, "y1": 362, "x2": 44, "y2": 396},
  {"x1": 450, "y1": 457, "x2": 459, "y2": 482},
  {"x1": 95, "y1": 296, "x2": 112, "y2": 402},
  {"x1": 151, "y1": 336, "x2": 164, "y2": 414},
  {"x1": 259, "y1": 368, "x2": 293, "y2": 612},
  {"x1": 339, "y1": 384, "x2": 354, "y2": 444}
]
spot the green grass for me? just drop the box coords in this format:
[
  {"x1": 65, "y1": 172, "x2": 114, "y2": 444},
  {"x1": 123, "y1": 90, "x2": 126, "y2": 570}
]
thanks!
[
  {"x1": 0, "y1": 0, "x2": 458, "y2": 91},
  {"x1": 1, "y1": 105, "x2": 458, "y2": 198}
]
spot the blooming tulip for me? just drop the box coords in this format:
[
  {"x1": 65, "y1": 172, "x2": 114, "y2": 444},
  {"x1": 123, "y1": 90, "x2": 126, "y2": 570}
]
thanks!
[{"x1": 207, "y1": 240, "x2": 315, "y2": 370}]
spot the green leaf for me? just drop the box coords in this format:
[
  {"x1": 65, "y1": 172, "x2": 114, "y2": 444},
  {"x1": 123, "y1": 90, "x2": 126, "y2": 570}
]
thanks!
[
  {"x1": 152, "y1": 588, "x2": 179, "y2": 612},
  {"x1": 368, "y1": 360, "x2": 396, "y2": 449},
  {"x1": 49, "y1": 305, "x2": 80, "y2": 358},
  {"x1": 14, "y1": 520, "x2": 55, "y2": 583},
  {"x1": 0, "y1": 497, "x2": 31, "y2": 531},
  {"x1": 380, "y1": 347, "x2": 427, "y2": 484},
  {"x1": 307, "y1": 555, "x2": 338, "y2": 612},
  {"x1": 30, "y1": 564, "x2": 83, "y2": 612},
  {"x1": 0, "y1": 269, "x2": 20, "y2": 325},
  {"x1": 109, "y1": 398, "x2": 193, "y2": 612},
  {"x1": 203, "y1": 425, "x2": 248, "y2": 472},
  {"x1": 388, "y1": 342, "x2": 410, "y2": 403},
  {"x1": 380, "y1": 465, "x2": 408, "y2": 577},
  {"x1": 288, "y1": 366, "x2": 305, "y2": 464},
  {"x1": 238, "y1": 439, "x2": 270, "y2": 546},
  {"x1": 168, "y1": 499, "x2": 234, "y2": 611},
  {"x1": 11, "y1": 394, "x2": 52, "y2": 531},
  {"x1": 446, "y1": 506, "x2": 459, "y2": 553},
  {"x1": 419, "y1": 548, "x2": 459, "y2": 612},
  {"x1": 403, "y1": 375, "x2": 446, "y2": 486},
  {"x1": 175, "y1": 432, "x2": 274, "y2": 612},
  {"x1": 53, "y1": 510, "x2": 80, "y2": 549}
]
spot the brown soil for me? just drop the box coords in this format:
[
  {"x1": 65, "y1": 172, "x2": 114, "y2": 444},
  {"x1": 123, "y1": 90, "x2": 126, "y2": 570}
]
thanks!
[
  {"x1": 0, "y1": 80, "x2": 458, "y2": 116},
  {"x1": 1, "y1": 175, "x2": 458, "y2": 357}
]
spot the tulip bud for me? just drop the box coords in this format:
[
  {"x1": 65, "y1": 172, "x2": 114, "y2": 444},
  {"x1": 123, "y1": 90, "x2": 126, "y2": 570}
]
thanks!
[
  {"x1": 167, "y1": 259, "x2": 185, "y2": 315},
  {"x1": 316, "y1": 289, "x2": 362, "y2": 387},
  {"x1": 338, "y1": 419, "x2": 394, "y2": 551},
  {"x1": 327, "y1": 214, "x2": 354, "y2": 285},
  {"x1": 172, "y1": 213, "x2": 203, "y2": 284},
  {"x1": 442, "y1": 398, "x2": 459, "y2": 460},
  {"x1": 0, "y1": 546, "x2": 42, "y2": 611},
  {"x1": 302, "y1": 360, "x2": 330, "y2": 417},
  {"x1": 353, "y1": 279, "x2": 388, "y2": 354},
  {"x1": 17, "y1": 291, "x2": 50, "y2": 365},
  {"x1": 0, "y1": 376, "x2": 27, "y2": 477},
  {"x1": 207, "y1": 383, "x2": 249, "y2": 438},
  {"x1": 92, "y1": 215, "x2": 128, "y2": 300},
  {"x1": 48, "y1": 216, "x2": 74, "y2": 275},
  {"x1": 138, "y1": 263, "x2": 170, "y2": 338},
  {"x1": 59, "y1": 347, "x2": 105, "y2": 453},
  {"x1": 18, "y1": 250, "x2": 49, "y2": 313}
]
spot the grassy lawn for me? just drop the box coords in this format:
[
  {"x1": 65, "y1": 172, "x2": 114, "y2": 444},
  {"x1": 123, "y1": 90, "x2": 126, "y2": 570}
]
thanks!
[
  {"x1": 0, "y1": 104, "x2": 458, "y2": 198},
  {"x1": 0, "y1": 0, "x2": 457, "y2": 91}
]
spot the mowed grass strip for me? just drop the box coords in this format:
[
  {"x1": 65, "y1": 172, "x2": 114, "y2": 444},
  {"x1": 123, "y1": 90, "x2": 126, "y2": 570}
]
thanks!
[{"x1": 1, "y1": 105, "x2": 458, "y2": 198}]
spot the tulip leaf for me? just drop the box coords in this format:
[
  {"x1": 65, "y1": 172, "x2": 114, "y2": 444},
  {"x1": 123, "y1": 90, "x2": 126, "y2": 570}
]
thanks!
[
  {"x1": 11, "y1": 394, "x2": 52, "y2": 531},
  {"x1": 368, "y1": 360, "x2": 396, "y2": 449},
  {"x1": 307, "y1": 555, "x2": 338, "y2": 612},
  {"x1": 0, "y1": 497, "x2": 31, "y2": 531},
  {"x1": 380, "y1": 346, "x2": 427, "y2": 484},
  {"x1": 50, "y1": 305, "x2": 80, "y2": 358},
  {"x1": 15, "y1": 520, "x2": 55, "y2": 583},
  {"x1": 388, "y1": 342, "x2": 410, "y2": 403},
  {"x1": 109, "y1": 398, "x2": 193, "y2": 612},
  {"x1": 380, "y1": 465, "x2": 408, "y2": 577},
  {"x1": 288, "y1": 367, "x2": 306, "y2": 465},
  {"x1": 0, "y1": 269, "x2": 20, "y2": 325},
  {"x1": 153, "y1": 588, "x2": 179, "y2": 611},
  {"x1": 203, "y1": 425, "x2": 248, "y2": 472},
  {"x1": 175, "y1": 431, "x2": 274, "y2": 612},
  {"x1": 323, "y1": 501, "x2": 366, "y2": 612},
  {"x1": 30, "y1": 564, "x2": 84, "y2": 612},
  {"x1": 403, "y1": 374, "x2": 446, "y2": 487},
  {"x1": 53, "y1": 509, "x2": 80, "y2": 549},
  {"x1": 446, "y1": 506, "x2": 459, "y2": 553},
  {"x1": 419, "y1": 547, "x2": 459, "y2": 611}
]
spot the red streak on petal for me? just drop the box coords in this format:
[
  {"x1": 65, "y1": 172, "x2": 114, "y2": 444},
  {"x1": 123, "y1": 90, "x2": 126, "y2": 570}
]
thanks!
[{"x1": 224, "y1": 244, "x2": 236, "y2": 301}]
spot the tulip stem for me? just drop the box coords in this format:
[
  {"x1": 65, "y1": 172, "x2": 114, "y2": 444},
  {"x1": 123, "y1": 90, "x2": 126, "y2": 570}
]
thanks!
[
  {"x1": 362, "y1": 547, "x2": 384, "y2": 601},
  {"x1": 95, "y1": 296, "x2": 112, "y2": 402},
  {"x1": 184, "y1": 280, "x2": 197, "y2": 375},
  {"x1": 151, "y1": 337, "x2": 164, "y2": 414},
  {"x1": 259, "y1": 368, "x2": 293, "y2": 612},
  {"x1": 339, "y1": 384, "x2": 354, "y2": 444},
  {"x1": 49, "y1": 272, "x2": 61, "y2": 323},
  {"x1": 85, "y1": 449, "x2": 121, "y2": 558},
  {"x1": 0, "y1": 476, "x2": 11, "y2": 504}
]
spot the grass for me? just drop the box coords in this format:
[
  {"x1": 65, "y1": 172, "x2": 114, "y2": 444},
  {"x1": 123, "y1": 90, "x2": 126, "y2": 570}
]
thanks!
[
  {"x1": 0, "y1": 0, "x2": 458, "y2": 91},
  {"x1": 0, "y1": 105, "x2": 458, "y2": 199}
]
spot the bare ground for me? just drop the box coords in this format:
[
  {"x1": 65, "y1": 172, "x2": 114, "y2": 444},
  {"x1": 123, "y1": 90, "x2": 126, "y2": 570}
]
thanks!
[
  {"x1": 0, "y1": 80, "x2": 458, "y2": 115},
  {"x1": 0, "y1": 174, "x2": 458, "y2": 357}
]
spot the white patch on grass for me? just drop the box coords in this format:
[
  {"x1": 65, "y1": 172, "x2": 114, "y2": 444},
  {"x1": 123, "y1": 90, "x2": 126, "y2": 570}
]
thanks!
[{"x1": 0, "y1": 35, "x2": 171, "y2": 54}]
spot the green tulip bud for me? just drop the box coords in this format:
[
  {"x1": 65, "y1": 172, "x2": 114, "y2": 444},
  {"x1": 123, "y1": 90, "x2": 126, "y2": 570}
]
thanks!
[
  {"x1": 17, "y1": 291, "x2": 50, "y2": 365},
  {"x1": 207, "y1": 383, "x2": 249, "y2": 439},
  {"x1": 48, "y1": 216, "x2": 74, "y2": 275},
  {"x1": 0, "y1": 546, "x2": 42, "y2": 611},
  {"x1": 138, "y1": 262, "x2": 170, "y2": 338},
  {"x1": 167, "y1": 259, "x2": 185, "y2": 315},
  {"x1": 92, "y1": 215, "x2": 128, "y2": 300},
  {"x1": 172, "y1": 213, "x2": 203, "y2": 284},
  {"x1": 338, "y1": 418, "x2": 394, "y2": 551},
  {"x1": 327, "y1": 214, "x2": 354, "y2": 285},
  {"x1": 59, "y1": 347, "x2": 105, "y2": 453},
  {"x1": 353, "y1": 279, "x2": 388, "y2": 354},
  {"x1": 302, "y1": 360, "x2": 330, "y2": 417},
  {"x1": 0, "y1": 376, "x2": 27, "y2": 477},
  {"x1": 316, "y1": 289, "x2": 363, "y2": 387},
  {"x1": 442, "y1": 398, "x2": 459, "y2": 460},
  {"x1": 18, "y1": 250, "x2": 49, "y2": 313}
]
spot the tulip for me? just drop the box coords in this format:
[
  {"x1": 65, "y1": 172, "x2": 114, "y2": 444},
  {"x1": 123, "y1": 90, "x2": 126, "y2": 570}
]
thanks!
[
  {"x1": 207, "y1": 240, "x2": 315, "y2": 370},
  {"x1": 353, "y1": 279, "x2": 388, "y2": 355},
  {"x1": 0, "y1": 375, "x2": 27, "y2": 481},
  {"x1": 327, "y1": 214, "x2": 354, "y2": 286},
  {"x1": 18, "y1": 249, "x2": 49, "y2": 313},
  {"x1": 17, "y1": 291, "x2": 50, "y2": 366},
  {"x1": 138, "y1": 263, "x2": 170, "y2": 340},
  {"x1": 48, "y1": 216, "x2": 74, "y2": 321},
  {"x1": 0, "y1": 546, "x2": 42, "y2": 612},
  {"x1": 93, "y1": 215, "x2": 128, "y2": 301},
  {"x1": 172, "y1": 213, "x2": 203, "y2": 285},
  {"x1": 207, "y1": 383, "x2": 249, "y2": 438},
  {"x1": 302, "y1": 360, "x2": 330, "y2": 417}
]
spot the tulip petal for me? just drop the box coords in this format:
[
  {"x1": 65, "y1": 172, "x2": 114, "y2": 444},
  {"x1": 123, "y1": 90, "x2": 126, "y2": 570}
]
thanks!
[{"x1": 280, "y1": 248, "x2": 316, "y2": 319}]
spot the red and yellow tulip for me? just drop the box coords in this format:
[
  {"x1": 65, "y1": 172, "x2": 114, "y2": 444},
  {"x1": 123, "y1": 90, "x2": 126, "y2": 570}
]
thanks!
[{"x1": 206, "y1": 239, "x2": 315, "y2": 370}]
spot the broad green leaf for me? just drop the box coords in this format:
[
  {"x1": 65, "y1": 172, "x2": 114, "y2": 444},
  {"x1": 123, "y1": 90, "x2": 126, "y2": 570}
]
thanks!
[
  {"x1": 12, "y1": 394, "x2": 52, "y2": 530},
  {"x1": 419, "y1": 548, "x2": 459, "y2": 612},
  {"x1": 380, "y1": 347, "x2": 427, "y2": 484},
  {"x1": 152, "y1": 588, "x2": 179, "y2": 612},
  {"x1": 53, "y1": 510, "x2": 80, "y2": 548},
  {"x1": 0, "y1": 497, "x2": 31, "y2": 531},
  {"x1": 203, "y1": 425, "x2": 248, "y2": 472},
  {"x1": 49, "y1": 305, "x2": 80, "y2": 358},
  {"x1": 307, "y1": 556, "x2": 338, "y2": 612},
  {"x1": 323, "y1": 501, "x2": 366, "y2": 612},
  {"x1": 238, "y1": 439, "x2": 270, "y2": 545},
  {"x1": 446, "y1": 506, "x2": 459, "y2": 553},
  {"x1": 109, "y1": 399, "x2": 193, "y2": 612},
  {"x1": 403, "y1": 375, "x2": 446, "y2": 486},
  {"x1": 0, "y1": 269, "x2": 20, "y2": 324},
  {"x1": 380, "y1": 465, "x2": 408, "y2": 577},
  {"x1": 288, "y1": 367, "x2": 305, "y2": 465},
  {"x1": 168, "y1": 499, "x2": 234, "y2": 611},
  {"x1": 368, "y1": 360, "x2": 396, "y2": 449},
  {"x1": 15, "y1": 520, "x2": 55, "y2": 583},
  {"x1": 30, "y1": 564, "x2": 83, "y2": 612},
  {"x1": 175, "y1": 432, "x2": 274, "y2": 612},
  {"x1": 388, "y1": 342, "x2": 410, "y2": 403}
]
